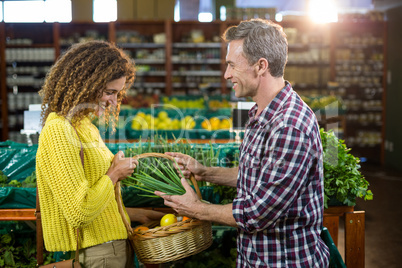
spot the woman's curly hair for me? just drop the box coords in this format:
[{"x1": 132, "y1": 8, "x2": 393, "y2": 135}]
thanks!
[{"x1": 39, "y1": 40, "x2": 136, "y2": 128}]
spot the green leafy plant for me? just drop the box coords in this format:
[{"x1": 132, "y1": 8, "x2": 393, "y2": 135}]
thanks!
[
  {"x1": 0, "y1": 227, "x2": 55, "y2": 267},
  {"x1": 0, "y1": 171, "x2": 36, "y2": 188},
  {"x1": 0, "y1": 171, "x2": 8, "y2": 187},
  {"x1": 124, "y1": 158, "x2": 187, "y2": 197},
  {"x1": 321, "y1": 128, "x2": 373, "y2": 208}
]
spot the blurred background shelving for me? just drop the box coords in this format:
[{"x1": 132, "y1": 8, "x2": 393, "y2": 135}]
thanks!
[{"x1": 0, "y1": 18, "x2": 388, "y2": 163}]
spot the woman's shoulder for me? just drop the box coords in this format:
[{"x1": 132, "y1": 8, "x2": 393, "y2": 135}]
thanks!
[{"x1": 41, "y1": 113, "x2": 73, "y2": 138}]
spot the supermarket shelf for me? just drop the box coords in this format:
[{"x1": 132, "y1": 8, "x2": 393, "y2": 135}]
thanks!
[
  {"x1": 173, "y1": 42, "x2": 221, "y2": 48},
  {"x1": 172, "y1": 70, "x2": 222, "y2": 76},
  {"x1": 6, "y1": 43, "x2": 55, "y2": 48},
  {"x1": 117, "y1": 43, "x2": 165, "y2": 49},
  {"x1": 172, "y1": 58, "x2": 221, "y2": 64},
  {"x1": 288, "y1": 43, "x2": 330, "y2": 49},
  {"x1": 172, "y1": 82, "x2": 224, "y2": 88},
  {"x1": 134, "y1": 59, "x2": 165, "y2": 64},
  {"x1": 287, "y1": 61, "x2": 330, "y2": 65},
  {"x1": 136, "y1": 71, "x2": 166, "y2": 76},
  {"x1": 133, "y1": 82, "x2": 166, "y2": 88}
]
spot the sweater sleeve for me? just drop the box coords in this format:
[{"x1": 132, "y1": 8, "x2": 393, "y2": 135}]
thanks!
[{"x1": 37, "y1": 120, "x2": 115, "y2": 228}]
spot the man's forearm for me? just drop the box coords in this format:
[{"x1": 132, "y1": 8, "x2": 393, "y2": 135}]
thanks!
[
  {"x1": 202, "y1": 166, "x2": 238, "y2": 187},
  {"x1": 196, "y1": 202, "x2": 237, "y2": 227}
]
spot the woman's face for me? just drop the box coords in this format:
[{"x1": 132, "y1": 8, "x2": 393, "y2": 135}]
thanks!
[{"x1": 96, "y1": 76, "x2": 126, "y2": 116}]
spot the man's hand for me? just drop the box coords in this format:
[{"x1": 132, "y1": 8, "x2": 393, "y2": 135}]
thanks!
[
  {"x1": 165, "y1": 152, "x2": 207, "y2": 182},
  {"x1": 155, "y1": 178, "x2": 203, "y2": 218}
]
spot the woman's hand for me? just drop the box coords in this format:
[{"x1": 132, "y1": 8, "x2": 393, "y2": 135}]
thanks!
[
  {"x1": 106, "y1": 151, "x2": 138, "y2": 184},
  {"x1": 165, "y1": 152, "x2": 207, "y2": 182}
]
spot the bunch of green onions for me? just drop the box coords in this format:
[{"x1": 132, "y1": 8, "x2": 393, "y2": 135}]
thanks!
[{"x1": 124, "y1": 158, "x2": 187, "y2": 198}]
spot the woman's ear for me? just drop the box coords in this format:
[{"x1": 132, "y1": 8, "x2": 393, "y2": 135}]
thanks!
[{"x1": 255, "y1": 58, "x2": 269, "y2": 76}]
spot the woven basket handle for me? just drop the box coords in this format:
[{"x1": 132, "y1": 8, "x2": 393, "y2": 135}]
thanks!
[{"x1": 115, "y1": 152, "x2": 203, "y2": 236}]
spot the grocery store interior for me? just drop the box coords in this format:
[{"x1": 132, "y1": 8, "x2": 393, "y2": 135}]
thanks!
[{"x1": 1, "y1": 0, "x2": 402, "y2": 267}]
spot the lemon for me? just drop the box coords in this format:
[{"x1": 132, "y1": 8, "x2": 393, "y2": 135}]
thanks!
[
  {"x1": 131, "y1": 121, "x2": 141, "y2": 130},
  {"x1": 219, "y1": 118, "x2": 231, "y2": 129},
  {"x1": 201, "y1": 119, "x2": 211, "y2": 130},
  {"x1": 160, "y1": 214, "x2": 177, "y2": 227},
  {"x1": 157, "y1": 122, "x2": 167, "y2": 130},
  {"x1": 172, "y1": 119, "x2": 181, "y2": 129},
  {"x1": 209, "y1": 117, "x2": 220, "y2": 130},
  {"x1": 136, "y1": 112, "x2": 147, "y2": 118},
  {"x1": 158, "y1": 111, "x2": 169, "y2": 120}
]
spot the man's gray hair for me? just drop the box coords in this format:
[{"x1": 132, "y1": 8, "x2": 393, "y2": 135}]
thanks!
[{"x1": 222, "y1": 19, "x2": 288, "y2": 77}]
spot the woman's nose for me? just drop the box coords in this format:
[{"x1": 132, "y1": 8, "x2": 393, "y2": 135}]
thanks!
[{"x1": 109, "y1": 95, "x2": 117, "y2": 106}]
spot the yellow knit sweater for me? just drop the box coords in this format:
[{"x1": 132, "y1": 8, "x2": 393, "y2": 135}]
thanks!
[{"x1": 36, "y1": 112, "x2": 129, "y2": 252}]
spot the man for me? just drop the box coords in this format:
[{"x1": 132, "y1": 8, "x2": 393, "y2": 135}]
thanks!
[{"x1": 155, "y1": 19, "x2": 329, "y2": 267}]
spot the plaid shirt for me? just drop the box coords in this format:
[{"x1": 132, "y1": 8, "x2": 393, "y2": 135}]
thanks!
[{"x1": 232, "y1": 82, "x2": 329, "y2": 267}]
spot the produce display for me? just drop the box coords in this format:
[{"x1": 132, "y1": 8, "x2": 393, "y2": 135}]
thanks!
[
  {"x1": 208, "y1": 99, "x2": 232, "y2": 109},
  {"x1": 161, "y1": 96, "x2": 206, "y2": 109},
  {"x1": 201, "y1": 117, "x2": 232, "y2": 130},
  {"x1": 130, "y1": 111, "x2": 196, "y2": 131},
  {"x1": 122, "y1": 94, "x2": 232, "y2": 110}
]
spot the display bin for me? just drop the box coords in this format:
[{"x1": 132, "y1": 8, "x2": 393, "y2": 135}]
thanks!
[
  {"x1": 197, "y1": 129, "x2": 236, "y2": 140},
  {"x1": 0, "y1": 187, "x2": 36, "y2": 209},
  {"x1": 0, "y1": 142, "x2": 37, "y2": 182}
]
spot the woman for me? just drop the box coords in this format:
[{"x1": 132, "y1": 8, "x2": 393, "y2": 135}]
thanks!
[{"x1": 36, "y1": 40, "x2": 162, "y2": 267}]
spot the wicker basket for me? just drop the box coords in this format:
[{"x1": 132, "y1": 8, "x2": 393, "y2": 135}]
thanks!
[{"x1": 115, "y1": 153, "x2": 213, "y2": 264}]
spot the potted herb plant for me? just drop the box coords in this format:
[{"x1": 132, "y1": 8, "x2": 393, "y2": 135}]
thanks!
[{"x1": 320, "y1": 128, "x2": 373, "y2": 208}]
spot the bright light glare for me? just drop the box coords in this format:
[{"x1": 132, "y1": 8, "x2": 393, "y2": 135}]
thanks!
[
  {"x1": 198, "y1": 12, "x2": 213, "y2": 22},
  {"x1": 220, "y1": 6, "x2": 226, "y2": 21},
  {"x1": 275, "y1": 13, "x2": 283, "y2": 22},
  {"x1": 45, "y1": 0, "x2": 72, "y2": 22},
  {"x1": 93, "y1": 0, "x2": 117, "y2": 22},
  {"x1": 174, "y1": 0, "x2": 180, "y2": 22},
  {"x1": 309, "y1": 0, "x2": 338, "y2": 23},
  {"x1": 4, "y1": 1, "x2": 45, "y2": 22},
  {"x1": 0, "y1": 2, "x2": 3, "y2": 22}
]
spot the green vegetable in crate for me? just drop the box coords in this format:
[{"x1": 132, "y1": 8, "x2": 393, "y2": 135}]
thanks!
[
  {"x1": 7, "y1": 180, "x2": 22, "y2": 187},
  {"x1": 22, "y1": 171, "x2": 37, "y2": 188},
  {"x1": 0, "y1": 171, "x2": 8, "y2": 186},
  {"x1": 124, "y1": 155, "x2": 186, "y2": 198}
]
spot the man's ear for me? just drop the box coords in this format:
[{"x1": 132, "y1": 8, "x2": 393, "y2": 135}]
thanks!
[{"x1": 255, "y1": 58, "x2": 269, "y2": 76}]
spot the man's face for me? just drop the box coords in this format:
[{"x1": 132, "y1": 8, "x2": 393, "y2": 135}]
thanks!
[{"x1": 224, "y1": 40, "x2": 258, "y2": 99}]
